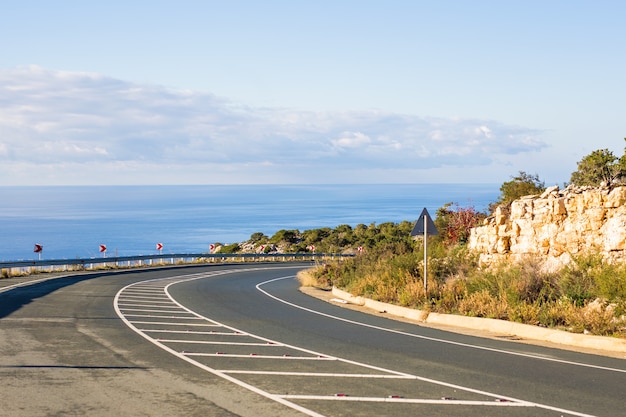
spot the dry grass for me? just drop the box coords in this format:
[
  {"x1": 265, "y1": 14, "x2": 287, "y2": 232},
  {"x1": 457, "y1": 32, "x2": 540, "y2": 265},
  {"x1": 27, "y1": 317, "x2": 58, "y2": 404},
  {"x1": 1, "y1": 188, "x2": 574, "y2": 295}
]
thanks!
[
  {"x1": 297, "y1": 269, "x2": 330, "y2": 289},
  {"x1": 314, "y1": 250, "x2": 626, "y2": 337}
]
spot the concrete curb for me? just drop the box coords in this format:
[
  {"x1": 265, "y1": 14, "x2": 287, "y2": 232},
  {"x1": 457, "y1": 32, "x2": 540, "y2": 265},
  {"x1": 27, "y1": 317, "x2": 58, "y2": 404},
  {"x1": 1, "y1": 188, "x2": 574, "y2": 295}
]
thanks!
[{"x1": 331, "y1": 287, "x2": 626, "y2": 354}]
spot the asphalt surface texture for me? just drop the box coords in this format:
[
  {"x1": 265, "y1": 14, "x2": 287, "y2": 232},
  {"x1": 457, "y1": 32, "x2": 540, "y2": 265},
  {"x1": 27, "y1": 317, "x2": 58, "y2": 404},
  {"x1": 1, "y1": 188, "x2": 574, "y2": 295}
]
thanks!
[{"x1": 1, "y1": 263, "x2": 625, "y2": 417}]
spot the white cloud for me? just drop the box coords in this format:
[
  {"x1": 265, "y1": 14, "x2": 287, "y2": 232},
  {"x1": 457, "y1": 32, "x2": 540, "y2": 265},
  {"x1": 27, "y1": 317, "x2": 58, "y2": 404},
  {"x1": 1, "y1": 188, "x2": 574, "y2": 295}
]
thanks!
[
  {"x1": 0, "y1": 66, "x2": 548, "y2": 185},
  {"x1": 476, "y1": 125, "x2": 493, "y2": 139},
  {"x1": 331, "y1": 132, "x2": 371, "y2": 150}
]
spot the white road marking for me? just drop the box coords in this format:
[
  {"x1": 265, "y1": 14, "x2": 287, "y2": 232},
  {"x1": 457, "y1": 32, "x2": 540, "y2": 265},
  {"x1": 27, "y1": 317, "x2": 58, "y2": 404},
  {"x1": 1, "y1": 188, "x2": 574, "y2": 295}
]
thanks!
[
  {"x1": 184, "y1": 353, "x2": 337, "y2": 360},
  {"x1": 279, "y1": 395, "x2": 531, "y2": 406},
  {"x1": 118, "y1": 298, "x2": 173, "y2": 304},
  {"x1": 142, "y1": 329, "x2": 245, "y2": 335},
  {"x1": 220, "y1": 370, "x2": 415, "y2": 379},
  {"x1": 158, "y1": 340, "x2": 278, "y2": 346},
  {"x1": 257, "y1": 276, "x2": 626, "y2": 374},
  {"x1": 124, "y1": 306, "x2": 194, "y2": 311},
  {"x1": 130, "y1": 321, "x2": 219, "y2": 326},
  {"x1": 113, "y1": 267, "x2": 599, "y2": 417}
]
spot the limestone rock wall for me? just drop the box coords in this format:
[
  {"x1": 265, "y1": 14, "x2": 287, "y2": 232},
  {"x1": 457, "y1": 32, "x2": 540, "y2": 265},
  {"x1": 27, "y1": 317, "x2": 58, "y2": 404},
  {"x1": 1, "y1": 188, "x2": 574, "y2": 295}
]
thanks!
[{"x1": 468, "y1": 186, "x2": 626, "y2": 271}]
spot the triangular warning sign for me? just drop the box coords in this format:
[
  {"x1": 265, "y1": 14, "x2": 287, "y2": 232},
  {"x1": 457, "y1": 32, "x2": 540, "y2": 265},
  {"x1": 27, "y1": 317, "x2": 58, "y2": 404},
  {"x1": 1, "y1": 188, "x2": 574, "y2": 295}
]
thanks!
[{"x1": 410, "y1": 208, "x2": 438, "y2": 236}]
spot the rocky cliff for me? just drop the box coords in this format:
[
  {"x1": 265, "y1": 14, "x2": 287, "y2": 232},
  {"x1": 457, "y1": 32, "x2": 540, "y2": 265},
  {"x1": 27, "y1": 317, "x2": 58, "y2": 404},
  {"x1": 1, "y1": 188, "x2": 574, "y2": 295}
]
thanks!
[{"x1": 468, "y1": 185, "x2": 626, "y2": 271}]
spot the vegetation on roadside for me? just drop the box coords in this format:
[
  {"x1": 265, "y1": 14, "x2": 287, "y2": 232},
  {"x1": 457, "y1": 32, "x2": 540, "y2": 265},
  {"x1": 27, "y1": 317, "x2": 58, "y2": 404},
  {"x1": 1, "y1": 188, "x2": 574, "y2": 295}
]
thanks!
[
  {"x1": 302, "y1": 222, "x2": 626, "y2": 337},
  {"x1": 297, "y1": 142, "x2": 626, "y2": 337}
]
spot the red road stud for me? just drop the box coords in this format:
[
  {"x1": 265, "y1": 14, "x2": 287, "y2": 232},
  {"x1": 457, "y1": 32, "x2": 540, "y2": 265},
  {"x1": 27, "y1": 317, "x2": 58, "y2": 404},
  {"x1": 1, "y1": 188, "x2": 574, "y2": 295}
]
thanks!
[
  {"x1": 388, "y1": 395, "x2": 403, "y2": 399},
  {"x1": 334, "y1": 393, "x2": 348, "y2": 397}
]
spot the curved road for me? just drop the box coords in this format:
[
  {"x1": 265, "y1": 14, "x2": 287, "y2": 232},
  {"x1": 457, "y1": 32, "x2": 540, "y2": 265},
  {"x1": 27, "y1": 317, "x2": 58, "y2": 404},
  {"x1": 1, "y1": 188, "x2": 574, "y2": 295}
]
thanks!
[{"x1": 1, "y1": 263, "x2": 624, "y2": 417}]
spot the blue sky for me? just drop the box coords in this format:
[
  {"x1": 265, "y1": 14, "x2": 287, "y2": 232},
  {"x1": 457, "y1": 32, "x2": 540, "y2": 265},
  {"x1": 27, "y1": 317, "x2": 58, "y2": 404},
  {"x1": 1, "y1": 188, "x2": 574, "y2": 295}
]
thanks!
[{"x1": 1, "y1": 1, "x2": 624, "y2": 186}]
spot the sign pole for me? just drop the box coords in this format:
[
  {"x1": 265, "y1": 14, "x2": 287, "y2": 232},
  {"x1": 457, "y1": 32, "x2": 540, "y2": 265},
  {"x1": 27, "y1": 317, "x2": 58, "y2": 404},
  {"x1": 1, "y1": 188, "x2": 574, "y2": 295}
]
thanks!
[
  {"x1": 410, "y1": 207, "x2": 438, "y2": 302},
  {"x1": 423, "y1": 214, "x2": 428, "y2": 297}
]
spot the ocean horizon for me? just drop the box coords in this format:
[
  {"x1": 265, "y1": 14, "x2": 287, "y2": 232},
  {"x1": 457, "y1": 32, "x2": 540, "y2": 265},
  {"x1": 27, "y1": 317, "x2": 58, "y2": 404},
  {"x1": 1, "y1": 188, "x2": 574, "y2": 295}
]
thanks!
[{"x1": 0, "y1": 184, "x2": 500, "y2": 262}]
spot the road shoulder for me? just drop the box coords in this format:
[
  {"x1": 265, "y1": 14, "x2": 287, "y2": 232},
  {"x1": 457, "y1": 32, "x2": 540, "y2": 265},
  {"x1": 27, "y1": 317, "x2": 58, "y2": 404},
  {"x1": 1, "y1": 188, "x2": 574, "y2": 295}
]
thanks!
[{"x1": 299, "y1": 285, "x2": 626, "y2": 359}]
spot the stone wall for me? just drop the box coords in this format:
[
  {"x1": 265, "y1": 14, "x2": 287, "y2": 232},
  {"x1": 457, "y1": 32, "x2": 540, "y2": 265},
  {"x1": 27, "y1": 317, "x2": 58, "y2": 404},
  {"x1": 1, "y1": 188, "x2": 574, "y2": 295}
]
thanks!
[{"x1": 468, "y1": 185, "x2": 626, "y2": 271}]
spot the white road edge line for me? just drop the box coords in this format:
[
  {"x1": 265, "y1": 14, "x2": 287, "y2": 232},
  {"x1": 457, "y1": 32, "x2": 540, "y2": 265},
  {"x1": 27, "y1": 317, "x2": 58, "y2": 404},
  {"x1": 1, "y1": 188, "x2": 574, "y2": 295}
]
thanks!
[
  {"x1": 257, "y1": 276, "x2": 626, "y2": 374},
  {"x1": 256, "y1": 274, "x2": 603, "y2": 417}
]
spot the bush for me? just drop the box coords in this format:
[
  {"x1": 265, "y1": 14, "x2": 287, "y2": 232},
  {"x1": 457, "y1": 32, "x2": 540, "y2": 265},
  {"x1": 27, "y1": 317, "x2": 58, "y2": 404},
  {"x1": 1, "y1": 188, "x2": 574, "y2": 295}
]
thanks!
[
  {"x1": 489, "y1": 171, "x2": 545, "y2": 212},
  {"x1": 435, "y1": 203, "x2": 486, "y2": 245},
  {"x1": 217, "y1": 243, "x2": 240, "y2": 253},
  {"x1": 558, "y1": 254, "x2": 602, "y2": 306},
  {"x1": 458, "y1": 289, "x2": 509, "y2": 319},
  {"x1": 570, "y1": 148, "x2": 625, "y2": 187}
]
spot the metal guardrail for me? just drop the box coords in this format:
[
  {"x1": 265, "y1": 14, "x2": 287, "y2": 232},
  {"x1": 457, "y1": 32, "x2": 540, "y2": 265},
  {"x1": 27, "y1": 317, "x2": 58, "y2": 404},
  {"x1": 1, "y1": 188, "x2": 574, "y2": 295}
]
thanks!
[{"x1": 0, "y1": 252, "x2": 354, "y2": 274}]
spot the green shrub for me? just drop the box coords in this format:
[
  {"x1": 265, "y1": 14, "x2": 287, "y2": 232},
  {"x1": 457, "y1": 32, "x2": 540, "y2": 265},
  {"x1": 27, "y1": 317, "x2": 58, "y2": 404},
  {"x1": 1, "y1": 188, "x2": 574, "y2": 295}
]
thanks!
[
  {"x1": 217, "y1": 243, "x2": 240, "y2": 253},
  {"x1": 558, "y1": 254, "x2": 602, "y2": 306},
  {"x1": 594, "y1": 262, "x2": 626, "y2": 301}
]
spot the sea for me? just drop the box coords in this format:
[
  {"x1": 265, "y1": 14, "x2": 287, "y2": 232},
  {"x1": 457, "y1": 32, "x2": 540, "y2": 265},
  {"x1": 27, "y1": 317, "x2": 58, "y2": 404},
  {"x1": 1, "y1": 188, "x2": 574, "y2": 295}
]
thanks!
[{"x1": 0, "y1": 184, "x2": 499, "y2": 262}]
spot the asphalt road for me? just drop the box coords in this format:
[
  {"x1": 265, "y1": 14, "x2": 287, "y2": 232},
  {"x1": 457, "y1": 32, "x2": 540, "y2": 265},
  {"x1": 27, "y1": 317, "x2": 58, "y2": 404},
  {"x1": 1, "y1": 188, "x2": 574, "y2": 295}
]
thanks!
[{"x1": 1, "y1": 263, "x2": 625, "y2": 417}]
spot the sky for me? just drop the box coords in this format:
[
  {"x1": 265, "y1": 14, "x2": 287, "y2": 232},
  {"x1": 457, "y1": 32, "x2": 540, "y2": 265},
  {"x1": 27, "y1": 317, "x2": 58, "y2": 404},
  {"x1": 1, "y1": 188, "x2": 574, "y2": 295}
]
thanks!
[{"x1": 1, "y1": 0, "x2": 624, "y2": 186}]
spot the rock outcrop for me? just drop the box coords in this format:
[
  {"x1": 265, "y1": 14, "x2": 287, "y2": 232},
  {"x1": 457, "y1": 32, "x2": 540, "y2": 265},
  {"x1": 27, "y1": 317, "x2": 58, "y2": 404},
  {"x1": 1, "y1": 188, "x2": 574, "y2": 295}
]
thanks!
[{"x1": 468, "y1": 185, "x2": 626, "y2": 271}]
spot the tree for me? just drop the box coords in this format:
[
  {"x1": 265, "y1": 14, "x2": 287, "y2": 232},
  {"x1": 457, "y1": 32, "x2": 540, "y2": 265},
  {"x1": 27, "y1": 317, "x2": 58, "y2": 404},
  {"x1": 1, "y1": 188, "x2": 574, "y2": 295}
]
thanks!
[
  {"x1": 249, "y1": 232, "x2": 268, "y2": 243},
  {"x1": 569, "y1": 147, "x2": 626, "y2": 187},
  {"x1": 490, "y1": 171, "x2": 545, "y2": 211},
  {"x1": 269, "y1": 229, "x2": 300, "y2": 244}
]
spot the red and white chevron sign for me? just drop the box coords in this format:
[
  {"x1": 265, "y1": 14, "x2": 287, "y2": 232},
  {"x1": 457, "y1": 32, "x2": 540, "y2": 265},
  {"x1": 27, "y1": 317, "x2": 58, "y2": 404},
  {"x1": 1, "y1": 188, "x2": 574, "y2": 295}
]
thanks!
[
  {"x1": 99, "y1": 244, "x2": 107, "y2": 253},
  {"x1": 156, "y1": 242, "x2": 163, "y2": 251},
  {"x1": 33, "y1": 243, "x2": 43, "y2": 253}
]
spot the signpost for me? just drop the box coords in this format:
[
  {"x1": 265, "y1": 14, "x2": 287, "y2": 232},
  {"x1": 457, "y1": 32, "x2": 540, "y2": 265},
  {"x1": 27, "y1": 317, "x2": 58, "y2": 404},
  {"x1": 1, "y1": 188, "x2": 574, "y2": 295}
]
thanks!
[
  {"x1": 410, "y1": 208, "x2": 438, "y2": 297},
  {"x1": 156, "y1": 242, "x2": 163, "y2": 253},
  {"x1": 99, "y1": 244, "x2": 107, "y2": 258},
  {"x1": 33, "y1": 243, "x2": 43, "y2": 260}
]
